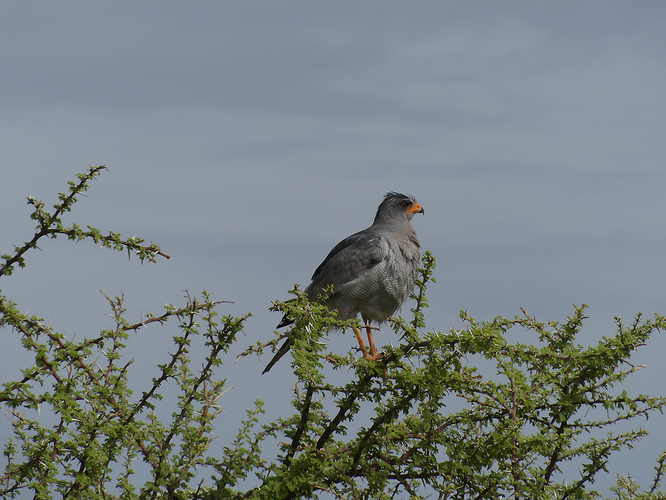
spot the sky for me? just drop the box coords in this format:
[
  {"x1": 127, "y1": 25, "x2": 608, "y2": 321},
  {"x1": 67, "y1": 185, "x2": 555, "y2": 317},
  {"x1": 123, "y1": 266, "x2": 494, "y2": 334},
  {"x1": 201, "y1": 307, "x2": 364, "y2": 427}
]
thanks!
[{"x1": 2, "y1": 1, "x2": 666, "y2": 495}]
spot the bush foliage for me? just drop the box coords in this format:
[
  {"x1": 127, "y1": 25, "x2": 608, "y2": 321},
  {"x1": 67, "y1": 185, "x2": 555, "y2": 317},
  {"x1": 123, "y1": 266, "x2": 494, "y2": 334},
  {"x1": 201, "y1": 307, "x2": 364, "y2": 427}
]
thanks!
[{"x1": 1, "y1": 167, "x2": 665, "y2": 499}]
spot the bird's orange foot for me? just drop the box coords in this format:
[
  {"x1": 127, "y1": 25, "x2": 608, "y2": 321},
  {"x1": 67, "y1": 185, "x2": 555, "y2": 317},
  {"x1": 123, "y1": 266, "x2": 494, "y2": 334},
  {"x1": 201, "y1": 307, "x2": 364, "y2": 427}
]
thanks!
[
  {"x1": 355, "y1": 327, "x2": 386, "y2": 376},
  {"x1": 355, "y1": 327, "x2": 384, "y2": 360},
  {"x1": 362, "y1": 351, "x2": 385, "y2": 362}
]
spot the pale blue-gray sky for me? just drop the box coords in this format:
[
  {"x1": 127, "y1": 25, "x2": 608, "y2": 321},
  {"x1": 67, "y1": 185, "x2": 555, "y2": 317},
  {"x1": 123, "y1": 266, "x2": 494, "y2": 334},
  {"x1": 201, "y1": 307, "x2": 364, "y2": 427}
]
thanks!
[{"x1": 2, "y1": 1, "x2": 666, "y2": 495}]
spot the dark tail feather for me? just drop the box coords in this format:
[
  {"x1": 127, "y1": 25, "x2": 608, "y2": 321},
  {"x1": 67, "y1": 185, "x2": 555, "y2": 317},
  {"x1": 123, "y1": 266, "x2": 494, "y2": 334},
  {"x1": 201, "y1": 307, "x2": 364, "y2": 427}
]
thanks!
[
  {"x1": 262, "y1": 335, "x2": 294, "y2": 374},
  {"x1": 276, "y1": 313, "x2": 294, "y2": 330}
]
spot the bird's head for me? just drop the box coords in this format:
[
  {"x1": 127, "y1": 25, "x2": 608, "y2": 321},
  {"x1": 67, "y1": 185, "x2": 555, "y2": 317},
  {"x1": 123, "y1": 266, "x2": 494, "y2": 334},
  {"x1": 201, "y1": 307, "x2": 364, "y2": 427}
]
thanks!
[{"x1": 374, "y1": 192, "x2": 424, "y2": 224}]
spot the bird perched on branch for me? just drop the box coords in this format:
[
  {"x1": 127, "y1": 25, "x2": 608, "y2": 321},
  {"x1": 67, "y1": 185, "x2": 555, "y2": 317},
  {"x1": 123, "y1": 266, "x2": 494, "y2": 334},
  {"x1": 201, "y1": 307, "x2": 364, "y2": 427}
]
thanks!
[{"x1": 263, "y1": 192, "x2": 424, "y2": 374}]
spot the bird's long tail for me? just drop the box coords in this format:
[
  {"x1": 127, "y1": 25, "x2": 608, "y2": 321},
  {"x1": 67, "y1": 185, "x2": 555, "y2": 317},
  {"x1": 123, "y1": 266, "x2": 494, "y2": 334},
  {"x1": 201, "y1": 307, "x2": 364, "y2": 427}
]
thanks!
[{"x1": 262, "y1": 334, "x2": 294, "y2": 374}]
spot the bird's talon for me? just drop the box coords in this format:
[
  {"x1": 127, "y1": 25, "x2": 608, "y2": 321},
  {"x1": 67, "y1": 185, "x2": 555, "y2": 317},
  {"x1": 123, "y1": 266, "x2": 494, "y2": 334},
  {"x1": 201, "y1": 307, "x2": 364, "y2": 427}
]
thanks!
[{"x1": 362, "y1": 352, "x2": 384, "y2": 362}]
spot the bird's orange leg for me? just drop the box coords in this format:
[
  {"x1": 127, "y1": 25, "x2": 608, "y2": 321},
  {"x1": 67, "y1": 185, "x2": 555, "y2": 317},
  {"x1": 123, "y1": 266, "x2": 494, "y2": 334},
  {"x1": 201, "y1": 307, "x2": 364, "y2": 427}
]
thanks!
[
  {"x1": 354, "y1": 327, "x2": 370, "y2": 358},
  {"x1": 366, "y1": 325, "x2": 379, "y2": 359},
  {"x1": 355, "y1": 326, "x2": 386, "y2": 376},
  {"x1": 366, "y1": 325, "x2": 387, "y2": 377}
]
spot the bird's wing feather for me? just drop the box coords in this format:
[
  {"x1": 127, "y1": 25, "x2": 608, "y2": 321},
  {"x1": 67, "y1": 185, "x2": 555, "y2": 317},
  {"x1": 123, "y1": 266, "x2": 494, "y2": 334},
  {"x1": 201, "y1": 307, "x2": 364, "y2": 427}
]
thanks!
[{"x1": 305, "y1": 230, "x2": 389, "y2": 299}]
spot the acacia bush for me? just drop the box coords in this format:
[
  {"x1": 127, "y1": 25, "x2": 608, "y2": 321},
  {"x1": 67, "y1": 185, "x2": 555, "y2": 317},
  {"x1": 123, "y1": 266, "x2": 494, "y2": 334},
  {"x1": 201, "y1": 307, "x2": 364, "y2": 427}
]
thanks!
[{"x1": 1, "y1": 167, "x2": 665, "y2": 499}]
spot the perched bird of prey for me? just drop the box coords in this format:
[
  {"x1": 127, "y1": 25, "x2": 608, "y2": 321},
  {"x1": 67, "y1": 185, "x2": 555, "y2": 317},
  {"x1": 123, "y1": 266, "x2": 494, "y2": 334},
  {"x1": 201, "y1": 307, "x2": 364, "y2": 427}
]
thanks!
[{"x1": 262, "y1": 192, "x2": 424, "y2": 374}]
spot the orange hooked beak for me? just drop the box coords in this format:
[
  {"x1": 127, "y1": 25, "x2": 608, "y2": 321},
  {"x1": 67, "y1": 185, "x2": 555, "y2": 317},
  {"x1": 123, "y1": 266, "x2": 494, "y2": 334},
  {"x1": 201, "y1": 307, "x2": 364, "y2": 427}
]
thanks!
[{"x1": 406, "y1": 202, "x2": 425, "y2": 215}]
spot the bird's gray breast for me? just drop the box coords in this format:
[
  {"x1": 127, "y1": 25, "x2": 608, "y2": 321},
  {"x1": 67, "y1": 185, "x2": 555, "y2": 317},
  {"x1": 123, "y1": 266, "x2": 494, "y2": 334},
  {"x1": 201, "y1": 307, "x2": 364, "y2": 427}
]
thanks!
[{"x1": 336, "y1": 236, "x2": 419, "y2": 323}]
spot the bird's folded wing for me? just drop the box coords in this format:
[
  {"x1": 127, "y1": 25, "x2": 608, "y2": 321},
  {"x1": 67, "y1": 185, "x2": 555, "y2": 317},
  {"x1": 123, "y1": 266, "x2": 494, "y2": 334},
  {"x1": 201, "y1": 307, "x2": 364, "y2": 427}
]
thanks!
[{"x1": 306, "y1": 233, "x2": 389, "y2": 298}]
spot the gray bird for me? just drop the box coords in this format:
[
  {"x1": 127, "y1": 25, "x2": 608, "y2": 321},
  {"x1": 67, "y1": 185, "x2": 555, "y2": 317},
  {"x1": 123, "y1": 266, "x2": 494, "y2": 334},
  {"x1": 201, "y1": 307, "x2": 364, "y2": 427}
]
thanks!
[{"x1": 263, "y1": 192, "x2": 424, "y2": 374}]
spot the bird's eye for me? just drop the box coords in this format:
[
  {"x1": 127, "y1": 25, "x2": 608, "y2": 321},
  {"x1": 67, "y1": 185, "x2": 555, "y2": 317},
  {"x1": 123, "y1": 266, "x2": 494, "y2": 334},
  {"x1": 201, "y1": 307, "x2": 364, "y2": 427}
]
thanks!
[{"x1": 401, "y1": 202, "x2": 409, "y2": 208}]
